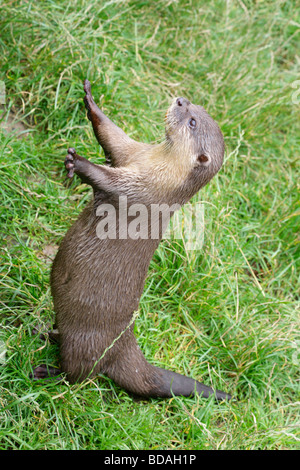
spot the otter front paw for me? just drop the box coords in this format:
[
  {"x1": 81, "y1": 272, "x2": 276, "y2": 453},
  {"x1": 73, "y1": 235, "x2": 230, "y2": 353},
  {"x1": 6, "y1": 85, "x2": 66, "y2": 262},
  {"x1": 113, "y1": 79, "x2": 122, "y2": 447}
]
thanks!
[
  {"x1": 83, "y1": 79, "x2": 93, "y2": 121},
  {"x1": 65, "y1": 147, "x2": 82, "y2": 178}
]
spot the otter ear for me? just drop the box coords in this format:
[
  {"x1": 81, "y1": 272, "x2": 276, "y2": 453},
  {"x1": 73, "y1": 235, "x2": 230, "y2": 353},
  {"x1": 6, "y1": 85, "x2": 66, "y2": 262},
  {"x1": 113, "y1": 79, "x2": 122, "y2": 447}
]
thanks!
[{"x1": 197, "y1": 154, "x2": 211, "y2": 166}]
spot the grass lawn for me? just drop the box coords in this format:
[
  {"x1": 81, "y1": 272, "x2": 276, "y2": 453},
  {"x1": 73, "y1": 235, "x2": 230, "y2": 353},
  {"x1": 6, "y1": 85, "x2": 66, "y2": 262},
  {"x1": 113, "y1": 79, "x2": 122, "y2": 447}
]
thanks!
[{"x1": 0, "y1": 0, "x2": 299, "y2": 450}]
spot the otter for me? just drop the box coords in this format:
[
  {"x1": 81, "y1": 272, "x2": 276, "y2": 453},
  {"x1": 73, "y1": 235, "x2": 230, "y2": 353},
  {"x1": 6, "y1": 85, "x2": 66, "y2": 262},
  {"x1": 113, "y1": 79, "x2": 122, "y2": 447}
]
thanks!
[{"x1": 33, "y1": 80, "x2": 231, "y2": 401}]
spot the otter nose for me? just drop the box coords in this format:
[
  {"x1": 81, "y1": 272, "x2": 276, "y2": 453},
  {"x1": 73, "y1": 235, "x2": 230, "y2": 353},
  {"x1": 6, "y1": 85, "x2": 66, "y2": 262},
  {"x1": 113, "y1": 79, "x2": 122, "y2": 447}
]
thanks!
[{"x1": 176, "y1": 97, "x2": 190, "y2": 107}]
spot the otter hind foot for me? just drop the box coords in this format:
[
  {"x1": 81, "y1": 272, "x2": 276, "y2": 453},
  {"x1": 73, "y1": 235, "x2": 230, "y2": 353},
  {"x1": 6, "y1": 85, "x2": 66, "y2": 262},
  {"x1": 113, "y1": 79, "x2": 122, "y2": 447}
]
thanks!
[{"x1": 30, "y1": 364, "x2": 62, "y2": 381}]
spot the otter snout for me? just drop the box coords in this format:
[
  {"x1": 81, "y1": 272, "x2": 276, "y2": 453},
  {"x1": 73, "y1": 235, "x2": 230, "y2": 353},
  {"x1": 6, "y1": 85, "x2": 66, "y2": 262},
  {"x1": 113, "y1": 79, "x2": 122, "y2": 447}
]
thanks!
[
  {"x1": 165, "y1": 97, "x2": 190, "y2": 125},
  {"x1": 176, "y1": 97, "x2": 190, "y2": 108}
]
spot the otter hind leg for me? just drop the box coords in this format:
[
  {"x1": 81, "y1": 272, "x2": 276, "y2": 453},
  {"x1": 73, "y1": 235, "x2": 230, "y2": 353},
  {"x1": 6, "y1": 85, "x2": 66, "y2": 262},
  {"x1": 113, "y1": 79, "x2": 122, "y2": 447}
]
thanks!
[{"x1": 106, "y1": 332, "x2": 232, "y2": 401}]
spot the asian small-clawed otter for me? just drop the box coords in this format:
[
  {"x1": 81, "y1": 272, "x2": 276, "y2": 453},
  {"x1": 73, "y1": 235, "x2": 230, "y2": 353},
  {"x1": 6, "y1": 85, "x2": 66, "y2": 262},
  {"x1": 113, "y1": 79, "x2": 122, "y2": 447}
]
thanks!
[{"x1": 33, "y1": 79, "x2": 231, "y2": 401}]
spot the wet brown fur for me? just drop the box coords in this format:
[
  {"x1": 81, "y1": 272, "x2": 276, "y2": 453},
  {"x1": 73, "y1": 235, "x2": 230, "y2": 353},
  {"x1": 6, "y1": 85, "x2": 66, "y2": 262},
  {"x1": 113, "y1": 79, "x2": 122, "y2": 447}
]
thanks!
[{"x1": 35, "y1": 81, "x2": 231, "y2": 400}]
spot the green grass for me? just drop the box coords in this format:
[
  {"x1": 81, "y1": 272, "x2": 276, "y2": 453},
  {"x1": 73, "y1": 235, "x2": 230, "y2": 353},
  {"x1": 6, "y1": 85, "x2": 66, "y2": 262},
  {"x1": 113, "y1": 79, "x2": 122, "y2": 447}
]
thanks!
[{"x1": 0, "y1": 0, "x2": 299, "y2": 450}]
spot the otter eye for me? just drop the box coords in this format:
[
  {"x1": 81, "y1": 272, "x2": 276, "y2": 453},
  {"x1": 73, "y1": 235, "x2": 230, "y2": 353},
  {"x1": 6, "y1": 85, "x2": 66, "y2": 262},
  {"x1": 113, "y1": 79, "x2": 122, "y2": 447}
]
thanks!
[
  {"x1": 197, "y1": 154, "x2": 209, "y2": 164},
  {"x1": 188, "y1": 118, "x2": 196, "y2": 129}
]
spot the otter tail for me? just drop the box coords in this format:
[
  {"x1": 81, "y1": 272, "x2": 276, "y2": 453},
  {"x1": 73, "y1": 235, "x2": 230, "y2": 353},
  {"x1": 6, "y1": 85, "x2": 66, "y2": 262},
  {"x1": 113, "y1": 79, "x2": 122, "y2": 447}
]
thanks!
[{"x1": 105, "y1": 331, "x2": 231, "y2": 401}]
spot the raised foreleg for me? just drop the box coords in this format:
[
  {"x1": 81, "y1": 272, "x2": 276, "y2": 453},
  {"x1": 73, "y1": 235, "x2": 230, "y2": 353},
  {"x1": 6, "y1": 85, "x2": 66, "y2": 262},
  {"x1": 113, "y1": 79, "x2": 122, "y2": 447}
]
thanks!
[{"x1": 83, "y1": 79, "x2": 137, "y2": 167}]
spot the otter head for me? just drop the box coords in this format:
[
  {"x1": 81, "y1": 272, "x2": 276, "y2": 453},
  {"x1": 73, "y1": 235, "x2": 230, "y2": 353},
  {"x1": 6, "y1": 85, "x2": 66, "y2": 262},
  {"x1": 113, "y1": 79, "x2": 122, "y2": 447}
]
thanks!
[{"x1": 165, "y1": 97, "x2": 225, "y2": 196}]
